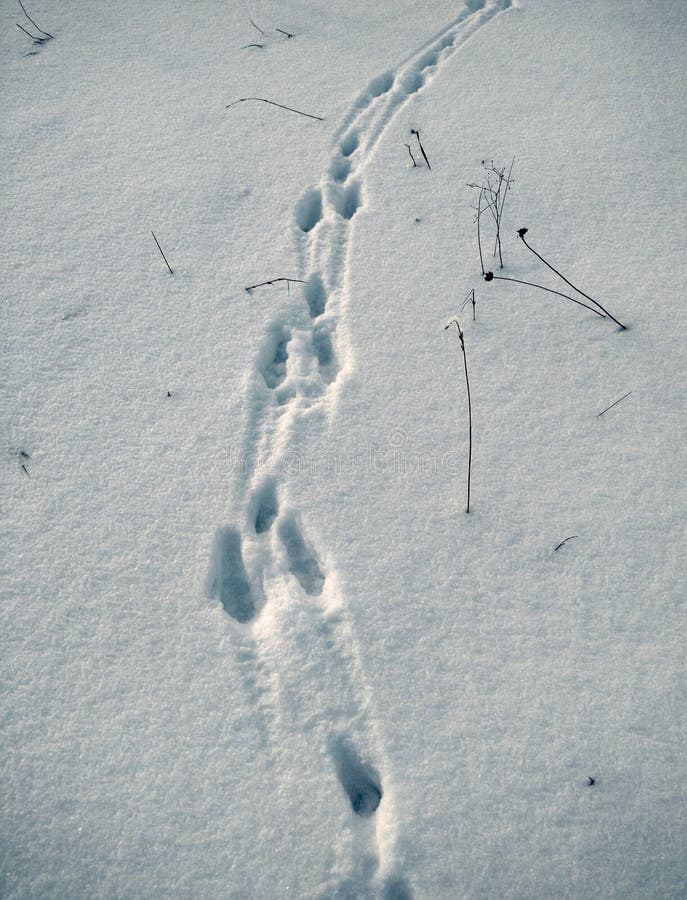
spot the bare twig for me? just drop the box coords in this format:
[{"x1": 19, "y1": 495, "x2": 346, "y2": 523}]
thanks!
[
  {"x1": 597, "y1": 391, "x2": 632, "y2": 417},
  {"x1": 21, "y1": 464, "x2": 30, "y2": 478},
  {"x1": 476, "y1": 187, "x2": 485, "y2": 275},
  {"x1": 461, "y1": 288, "x2": 476, "y2": 322},
  {"x1": 275, "y1": 27, "x2": 294, "y2": 38},
  {"x1": 445, "y1": 319, "x2": 473, "y2": 513},
  {"x1": 16, "y1": 22, "x2": 45, "y2": 42},
  {"x1": 484, "y1": 271, "x2": 605, "y2": 317},
  {"x1": 517, "y1": 228, "x2": 626, "y2": 330},
  {"x1": 19, "y1": 0, "x2": 52, "y2": 39},
  {"x1": 241, "y1": 43, "x2": 264, "y2": 49},
  {"x1": 554, "y1": 535, "x2": 578, "y2": 551},
  {"x1": 249, "y1": 18, "x2": 265, "y2": 35},
  {"x1": 226, "y1": 97, "x2": 324, "y2": 121},
  {"x1": 151, "y1": 231, "x2": 173, "y2": 274},
  {"x1": 245, "y1": 277, "x2": 307, "y2": 292},
  {"x1": 405, "y1": 143, "x2": 417, "y2": 167},
  {"x1": 411, "y1": 129, "x2": 431, "y2": 170}
]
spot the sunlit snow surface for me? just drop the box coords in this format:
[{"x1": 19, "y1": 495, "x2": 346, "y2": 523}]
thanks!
[{"x1": 2, "y1": 0, "x2": 686, "y2": 897}]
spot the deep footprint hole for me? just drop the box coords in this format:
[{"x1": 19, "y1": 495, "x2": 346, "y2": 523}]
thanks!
[
  {"x1": 335, "y1": 180, "x2": 362, "y2": 221},
  {"x1": 304, "y1": 274, "x2": 327, "y2": 318},
  {"x1": 340, "y1": 131, "x2": 359, "y2": 157},
  {"x1": 254, "y1": 479, "x2": 279, "y2": 534},
  {"x1": 332, "y1": 739, "x2": 383, "y2": 818},
  {"x1": 368, "y1": 71, "x2": 394, "y2": 98},
  {"x1": 330, "y1": 156, "x2": 352, "y2": 183},
  {"x1": 278, "y1": 514, "x2": 325, "y2": 596},
  {"x1": 296, "y1": 188, "x2": 323, "y2": 233},
  {"x1": 209, "y1": 527, "x2": 256, "y2": 623},
  {"x1": 262, "y1": 328, "x2": 290, "y2": 389}
]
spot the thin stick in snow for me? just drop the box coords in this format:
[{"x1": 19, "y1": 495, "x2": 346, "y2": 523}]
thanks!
[
  {"x1": 275, "y1": 28, "x2": 294, "y2": 38},
  {"x1": 245, "y1": 277, "x2": 308, "y2": 292},
  {"x1": 445, "y1": 318, "x2": 473, "y2": 513},
  {"x1": 226, "y1": 98, "x2": 324, "y2": 121},
  {"x1": 517, "y1": 228, "x2": 626, "y2": 330},
  {"x1": 554, "y1": 535, "x2": 578, "y2": 551},
  {"x1": 460, "y1": 288, "x2": 476, "y2": 322},
  {"x1": 597, "y1": 391, "x2": 632, "y2": 417},
  {"x1": 248, "y1": 18, "x2": 265, "y2": 35},
  {"x1": 405, "y1": 143, "x2": 417, "y2": 167},
  {"x1": 411, "y1": 129, "x2": 431, "y2": 170},
  {"x1": 19, "y1": 0, "x2": 53, "y2": 39},
  {"x1": 151, "y1": 231, "x2": 174, "y2": 274},
  {"x1": 484, "y1": 271, "x2": 606, "y2": 318}
]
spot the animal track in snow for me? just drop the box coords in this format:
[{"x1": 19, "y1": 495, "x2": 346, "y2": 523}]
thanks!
[
  {"x1": 313, "y1": 325, "x2": 339, "y2": 383},
  {"x1": 253, "y1": 479, "x2": 279, "y2": 534},
  {"x1": 367, "y1": 71, "x2": 395, "y2": 98},
  {"x1": 278, "y1": 513, "x2": 326, "y2": 596},
  {"x1": 383, "y1": 877, "x2": 414, "y2": 900},
  {"x1": 261, "y1": 327, "x2": 290, "y2": 389},
  {"x1": 296, "y1": 188, "x2": 323, "y2": 233},
  {"x1": 208, "y1": 527, "x2": 258, "y2": 623},
  {"x1": 332, "y1": 738, "x2": 383, "y2": 817},
  {"x1": 333, "y1": 180, "x2": 363, "y2": 221},
  {"x1": 304, "y1": 274, "x2": 327, "y2": 318},
  {"x1": 330, "y1": 155, "x2": 352, "y2": 183},
  {"x1": 340, "y1": 130, "x2": 360, "y2": 157}
]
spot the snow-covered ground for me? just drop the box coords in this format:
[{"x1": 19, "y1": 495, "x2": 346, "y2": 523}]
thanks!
[{"x1": 2, "y1": 0, "x2": 686, "y2": 897}]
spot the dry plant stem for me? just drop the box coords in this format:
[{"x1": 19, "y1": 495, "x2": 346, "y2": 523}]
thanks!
[
  {"x1": 518, "y1": 232, "x2": 626, "y2": 329},
  {"x1": 411, "y1": 129, "x2": 431, "y2": 170},
  {"x1": 19, "y1": 0, "x2": 52, "y2": 38},
  {"x1": 249, "y1": 18, "x2": 265, "y2": 35},
  {"x1": 226, "y1": 98, "x2": 324, "y2": 121},
  {"x1": 275, "y1": 28, "x2": 294, "y2": 38},
  {"x1": 476, "y1": 187, "x2": 485, "y2": 275},
  {"x1": 245, "y1": 277, "x2": 307, "y2": 291},
  {"x1": 485, "y1": 272, "x2": 605, "y2": 317},
  {"x1": 445, "y1": 319, "x2": 472, "y2": 513},
  {"x1": 151, "y1": 231, "x2": 173, "y2": 274},
  {"x1": 16, "y1": 22, "x2": 44, "y2": 42},
  {"x1": 554, "y1": 535, "x2": 578, "y2": 551},
  {"x1": 405, "y1": 144, "x2": 417, "y2": 166},
  {"x1": 597, "y1": 391, "x2": 632, "y2": 417},
  {"x1": 241, "y1": 43, "x2": 264, "y2": 49}
]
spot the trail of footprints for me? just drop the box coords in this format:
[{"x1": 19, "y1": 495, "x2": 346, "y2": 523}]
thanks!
[{"x1": 210, "y1": 2, "x2": 513, "y2": 894}]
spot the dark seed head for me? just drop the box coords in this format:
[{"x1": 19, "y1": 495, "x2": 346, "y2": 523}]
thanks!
[
  {"x1": 517, "y1": 227, "x2": 528, "y2": 237},
  {"x1": 484, "y1": 271, "x2": 494, "y2": 282}
]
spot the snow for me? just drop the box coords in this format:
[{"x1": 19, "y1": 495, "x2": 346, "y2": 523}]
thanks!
[{"x1": 2, "y1": 0, "x2": 686, "y2": 897}]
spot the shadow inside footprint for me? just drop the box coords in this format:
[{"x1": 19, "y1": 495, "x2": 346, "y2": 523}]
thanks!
[
  {"x1": 296, "y1": 188, "x2": 323, "y2": 233},
  {"x1": 340, "y1": 131, "x2": 359, "y2": 157},
  {"x1": 208, "y1": 528, "x2": 256, "y2": 623},
  {"x1": 383, "y1": 877, "x2": 414, "y2": 900},
  {"x1": 313, "y1": 326, "x2": 338, "y2": 383},
  {"x1": 254, "y1": 480, "x2": 279, "y2": 534},
  {"x1": 261, "y1": 328, "x2": 290, "y2": 389},
  {"x1": 278, "y1": 514, "x2": 325, "y2": 595},
  {"x1": 334, "y1": 180, "x2": 362, "y2": 221},
  {"x1": 332, "y1": 738, "x2": 383, "y2": 817},
  {"x1": 304, "y1": 275, "x2": 327, "y2": 318}
]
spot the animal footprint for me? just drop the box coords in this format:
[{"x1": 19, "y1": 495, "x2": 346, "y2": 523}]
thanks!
[
  {"x1": 334, "y1": 180, "x2": 362, "y2": 221},
  {"x1": 304, "y1": 275, "x2": 327, "y2": 318},
  {"x1": 278, "y1": 513, "x2": 325, "y2": 595},
  {"x1": 296, "y1": 188, "x2": 323, "y2": 233},
  {"x1": 261, "y1": 326, "x2": 290, "y2": 389},
  {"x1": 313, "y1": 325, "x2": 339, "y2": 384},
  {"x1": 253, "y1": 479, "x2": 279, "y2": 534},
  {"x1": 208, "y1": 528, "x2": 258, "y2": 623},
  {"x1": 340, "y1": 131, "x2": 360, "y2": 157},
  {"x1": 332, "y1": 738, "x2": 383, "y2": 817}
]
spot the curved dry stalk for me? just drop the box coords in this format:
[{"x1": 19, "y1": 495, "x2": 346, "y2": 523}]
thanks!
[
  {"x1": 484, "y1": 271, "x2": 605, "y2": 317},
  {"x1": 445, "y1": 318, "x2": 472, "y2": 513},
  {"x1": 226, "y1": 98, "x2": 324, "y2": 121}
]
